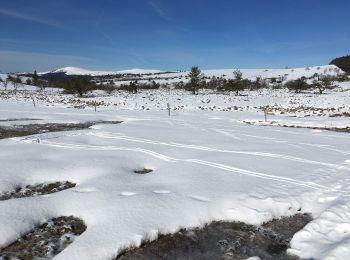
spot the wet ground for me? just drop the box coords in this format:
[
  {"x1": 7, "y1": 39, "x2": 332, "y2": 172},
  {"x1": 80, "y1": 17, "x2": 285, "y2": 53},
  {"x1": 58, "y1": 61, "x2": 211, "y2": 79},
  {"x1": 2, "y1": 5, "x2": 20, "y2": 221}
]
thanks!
[
  {"x1": 0, "y1": 181, "x2": 76, "y2": 201},
  {"x1": 117, "y1": 213, "x2": 312, "y2": 260},
  {"x1": 0, "y1": 216, "x2": 86, "y2": 260},
  {"x1": 0, "y1": 120, "x2": 122, "y2": 139}
]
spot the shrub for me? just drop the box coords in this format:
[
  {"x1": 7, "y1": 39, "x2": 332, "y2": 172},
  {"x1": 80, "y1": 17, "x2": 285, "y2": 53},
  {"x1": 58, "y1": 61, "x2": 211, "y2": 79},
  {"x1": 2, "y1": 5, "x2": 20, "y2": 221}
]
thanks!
[
  {"x1": 119, "y1": 81, "x2": 138, "y2": 93},
  {"x1": 119, "y1": 81, "x2": 160, "y2": 93},
  {"x1": 2, "y1": 77, "x2": 8, "y2": 90},
  {"x1": 15, "y1": 76, "x2": 22, "y2": 84},
  {"x1": 285, "y1": 78, "x2": 311, "y2": 93},
  {"x1": 62, "y1": 76, "x2": 96, "y2": 97},
  {"x1": 224, "y1": 70, "x2": 249, "y2": 95},
  {"x1": 251, "y1": 77, "x2": 268, "y2": 90},
  {"x1": 5, "y1": 75, "x2": 22, "y2": 92},
  {"x1": 26, "y1": 78, "x2": 32, "y2": 85},
  {"x1": 104, "y1": 83, "x2": 115, "y2": 94},
  {"x1": 312, "y1": 75, "x2": 337, "y2": 94},
  {"x1": 229, "y1": 79, "x2": 249, "y2": 95},
  {"x1": 174, "y1": 81, "x2": 185, "y2": 89}
]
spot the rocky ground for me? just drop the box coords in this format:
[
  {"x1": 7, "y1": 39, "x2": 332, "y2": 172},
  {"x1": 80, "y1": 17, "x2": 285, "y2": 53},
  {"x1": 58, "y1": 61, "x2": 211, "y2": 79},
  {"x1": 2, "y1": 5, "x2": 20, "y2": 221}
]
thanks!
[
  {"x1": 0, "y1": 216, "x2": 86, "y2": 260},
  {"x1": 0, "y1": 181, "x2": 76, "y2": 201},
  {"x1": 118, "y1": 214, "x2": 312, "y2": 260},
  {"x1": 0, "y1": 120, "x2": 122, "y2": 139}
]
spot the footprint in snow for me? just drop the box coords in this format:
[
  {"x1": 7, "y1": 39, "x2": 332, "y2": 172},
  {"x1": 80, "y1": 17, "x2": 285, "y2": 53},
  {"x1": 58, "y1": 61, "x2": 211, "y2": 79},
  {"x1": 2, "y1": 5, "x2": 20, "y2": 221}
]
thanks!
[
  {"x1": 73, "y1": 187, "x2": 98, "y2": 193},
  {"x1": 318, "y1": 196, "x2": 338, "y2": 203},
  {"x1": 153, "y1": 190, "x2": 171, "y2": 194},
  {"x1": 190, "y1": 195, "x2": 210, "y2": 202},
  {"x1": 120, "y1": 192, "x2": 137, "y2": 196}
]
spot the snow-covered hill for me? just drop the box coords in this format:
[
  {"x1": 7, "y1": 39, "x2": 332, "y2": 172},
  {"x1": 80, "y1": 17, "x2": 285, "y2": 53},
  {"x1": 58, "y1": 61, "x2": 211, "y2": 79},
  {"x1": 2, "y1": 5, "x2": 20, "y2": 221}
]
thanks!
[
  {"x1": 42, "y1": 65, "x2": 345, "y2": 87},
  {"x1": 48, "y1": 67, "x2": 165, "y2": 76},
  {"x1": 52, "y1": 65, "x2": 343, "y2": 78},
  {"x1": 200, "y1": 64, "x2": 343, "y2": 80}
]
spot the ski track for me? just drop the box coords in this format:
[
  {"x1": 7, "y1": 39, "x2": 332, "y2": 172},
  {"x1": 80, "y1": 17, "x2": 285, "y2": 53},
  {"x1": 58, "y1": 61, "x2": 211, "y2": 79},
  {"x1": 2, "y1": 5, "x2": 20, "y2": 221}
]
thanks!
[
  {"x1": 13, "y1": 137, "x2": 332, "y2": 191},
  {"x1": 85, "y1": 132, "x2": 349, "y2": 170},
  {"x1": 211, "y1": 128, "x2": 350, "y2": 155},
  {"x1": 185, "y1": 159, "x2": 327, "y2": 191}
]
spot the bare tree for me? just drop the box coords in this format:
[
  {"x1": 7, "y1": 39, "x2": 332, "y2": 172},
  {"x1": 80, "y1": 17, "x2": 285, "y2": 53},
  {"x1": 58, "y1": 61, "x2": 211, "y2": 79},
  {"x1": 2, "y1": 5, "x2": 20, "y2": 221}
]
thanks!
[
  {"x1": 313, "y1": 75, "x2": 336, "y2": 94},
  {"x1": 1, "y1": 77, "x2": 7, "y2": 91},
  {"x1": 12, "y1": 79, "x2": 19, "y2": 93}
]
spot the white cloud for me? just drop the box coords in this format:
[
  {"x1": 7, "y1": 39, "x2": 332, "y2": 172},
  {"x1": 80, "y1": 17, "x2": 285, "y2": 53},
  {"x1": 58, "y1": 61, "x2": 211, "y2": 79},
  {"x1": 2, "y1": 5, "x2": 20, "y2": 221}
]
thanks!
[
  {"x1": 0, "y1": 8, "x2": 61, "y2": 27},
  {"x1": 147, "y1": 1, "x2": 168, "y2": 20}
]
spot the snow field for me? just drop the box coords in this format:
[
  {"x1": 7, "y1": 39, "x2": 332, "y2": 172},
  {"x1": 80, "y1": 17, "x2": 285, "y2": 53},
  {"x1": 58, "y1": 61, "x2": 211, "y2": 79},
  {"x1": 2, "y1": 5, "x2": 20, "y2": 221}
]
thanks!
[
  {"x1": 0, "y1": 64, "x2": 350, "y2": 259},
  {"x1": 0, "y1": 102, "x2": 349, "y2": 259}
]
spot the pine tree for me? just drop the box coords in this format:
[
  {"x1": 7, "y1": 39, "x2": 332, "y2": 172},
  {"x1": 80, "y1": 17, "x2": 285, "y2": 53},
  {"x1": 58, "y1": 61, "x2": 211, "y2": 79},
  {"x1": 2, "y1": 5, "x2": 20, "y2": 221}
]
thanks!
[
  {"x1": 188, "y1": 66, "x2": 201, "y2": 95},
  {"x1": 33, "y1": 70, "x2": 40, "y2": 86}
]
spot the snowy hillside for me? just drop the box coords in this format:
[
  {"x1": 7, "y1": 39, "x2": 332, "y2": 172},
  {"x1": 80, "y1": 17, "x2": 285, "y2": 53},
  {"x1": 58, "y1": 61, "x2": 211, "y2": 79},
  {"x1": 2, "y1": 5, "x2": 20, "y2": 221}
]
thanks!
[
  {"x1": 201, "y1": 65, "x2": 343, "y2": 80},
  {"x1": 37, "y1": 65, "x2": 345, "y2": 90},
  {"x1": 48, "y1": 67, "x2": 165, "y2": 76},
  {"x1": 46, "y1": 65, "x2": 342, "y2": 79}
]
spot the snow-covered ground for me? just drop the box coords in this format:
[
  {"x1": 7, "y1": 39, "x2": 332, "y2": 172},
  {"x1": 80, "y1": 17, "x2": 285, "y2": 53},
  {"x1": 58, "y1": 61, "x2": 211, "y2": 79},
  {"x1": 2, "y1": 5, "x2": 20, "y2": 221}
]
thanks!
[{"x1": 0, "y1": 67, "x2": 350, "y2": 259}]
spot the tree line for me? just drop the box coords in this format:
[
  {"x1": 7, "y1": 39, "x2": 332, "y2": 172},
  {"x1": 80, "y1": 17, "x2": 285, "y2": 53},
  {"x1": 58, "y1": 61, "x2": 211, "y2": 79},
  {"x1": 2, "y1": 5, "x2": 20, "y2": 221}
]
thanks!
[
  {"x1": 175, "y1": 67, "x2": 343, "y2": 95},
  {"x1": 2, "y1": 66, "x2": 347, "y2": 97}
]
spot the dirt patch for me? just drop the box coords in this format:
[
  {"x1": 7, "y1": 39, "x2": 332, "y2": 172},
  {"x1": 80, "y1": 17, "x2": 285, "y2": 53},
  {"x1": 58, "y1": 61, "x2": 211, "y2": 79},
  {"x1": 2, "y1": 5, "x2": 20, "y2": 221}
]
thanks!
[
  {"x1": 256, "y1": 105, "x2": 345, "y2": 117},
  {"x1": 242, "y1": 120, "x2": 350, "y2": 133},
  {"x1": 280, "y1": 124, "x2": 350, "y2": 133},
  {"x1": 0, "y1": 120, "x2": 122, "y2": 139},
  {"x1": 0, "y1": 181, "x2": 76, "y2": 201},
  {"x1": 134, "y1": 168, "x2": 153, "y2": 174},
  {"x1": 329, "y1": 112, "x2": 350, "y2": 117},
  {"x1": 0, "y1": 118, "x2": 41, "y2": 122},
  {"x1": 0, "y1": 216, "x2": 86, "y2": 260},
  {"x1": 117, "y1": 213, "x2": 312, "y2": 260}
]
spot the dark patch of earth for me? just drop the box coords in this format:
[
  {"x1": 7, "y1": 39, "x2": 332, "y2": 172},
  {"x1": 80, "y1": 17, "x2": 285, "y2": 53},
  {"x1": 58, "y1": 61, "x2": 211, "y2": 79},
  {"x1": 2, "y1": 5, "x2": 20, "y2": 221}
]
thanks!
[
  {"x1": 243, "y1": 120, "x2": 350, "y2": 133},
  {"x1": 281, "y1": 125, "x2": 350, "y2": 133},
  {"x1": 0, "y1": 216, "x2": 86, "y2": 260},
  {"x1": 0, "y1": 120, "x2": 122, "y2": 139},
  {"x1": 134, "y1": 168, "x2": 153, "y2": 174},
  {"x1": 0, "y1": 118, "x2": 41, "y2": 122},
  {"x1": 117, "y1": 213, "x2": 312, "y2": 260},
  {"x1": 0, "y1": 181, "x2": 76, "y2": 201}
]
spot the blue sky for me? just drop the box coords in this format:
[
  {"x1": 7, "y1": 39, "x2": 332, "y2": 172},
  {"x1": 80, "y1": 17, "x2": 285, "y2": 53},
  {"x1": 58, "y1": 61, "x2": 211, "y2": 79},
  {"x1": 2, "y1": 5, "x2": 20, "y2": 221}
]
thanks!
[{"x1": 0, "y1": 0, "x2": 349, "y2": 72}]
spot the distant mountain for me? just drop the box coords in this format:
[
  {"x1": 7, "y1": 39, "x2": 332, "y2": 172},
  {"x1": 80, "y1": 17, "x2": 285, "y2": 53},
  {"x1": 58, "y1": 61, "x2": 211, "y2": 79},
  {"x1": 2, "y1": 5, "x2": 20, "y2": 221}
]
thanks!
[
  {"x1": 38, "y1": 65, "x2": 344, "y2": 85},
  {"x1": 45, "y1": 67, "x2": 165, "y2": 76}
]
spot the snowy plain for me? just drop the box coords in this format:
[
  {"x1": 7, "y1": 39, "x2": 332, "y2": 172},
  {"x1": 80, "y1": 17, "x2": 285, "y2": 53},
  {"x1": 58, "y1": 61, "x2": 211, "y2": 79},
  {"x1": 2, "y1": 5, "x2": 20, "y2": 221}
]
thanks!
[{"x1": 0, "y1": 66, "x2": 350, "y2": 260}]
